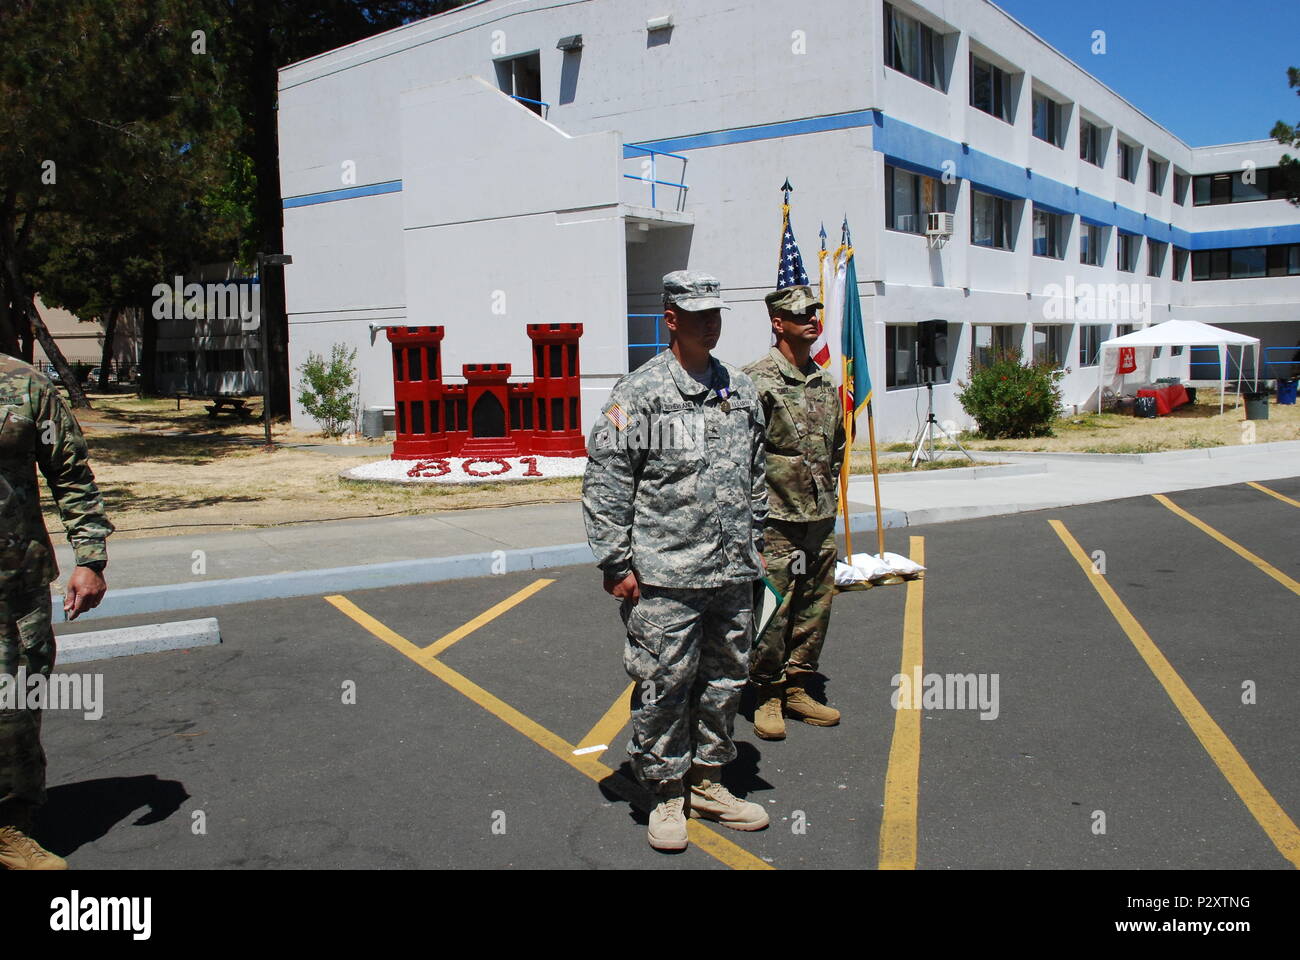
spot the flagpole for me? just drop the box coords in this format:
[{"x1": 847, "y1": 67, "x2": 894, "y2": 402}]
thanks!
[
  {"x1": 866, "y1": 401, "x2": 885, "y2": 558},
  {"x1": 840, "y1": 352, "x2": 853, "y2": 564}
]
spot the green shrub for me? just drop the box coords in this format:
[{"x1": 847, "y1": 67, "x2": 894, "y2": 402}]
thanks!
[
  {"x1": 296, "y1": 343, "x2": 358, "y2": 437},
  {"x1": 957, "y1": 350, "x2": 1064, "y2": 439}
]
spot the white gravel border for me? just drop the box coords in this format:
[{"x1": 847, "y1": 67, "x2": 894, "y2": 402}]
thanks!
[{"x1": 341, "y1": 455, "x2": 587, "y2": 485}]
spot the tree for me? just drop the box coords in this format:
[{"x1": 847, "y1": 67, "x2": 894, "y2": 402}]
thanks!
[
  {"x1": 1272, "y1": 66, "x2": 1300, "y2": 206},
  {"x1": 296, "y1": 342, "x2": 358, "y2": 437},
  {"x1": 3, "y1": 1, "x2": 475, "y2": 409},
  {"x1": 213, "y1": 0, "x2": 474, "y2": 417},
  {"x1": 0, "y1": 0, "x2": 238, "y2": 406}
]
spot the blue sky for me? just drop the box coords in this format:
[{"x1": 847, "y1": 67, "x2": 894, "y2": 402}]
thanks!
[{"x1": 991, "y1": 0, "x2": 1300, "y2": 146}]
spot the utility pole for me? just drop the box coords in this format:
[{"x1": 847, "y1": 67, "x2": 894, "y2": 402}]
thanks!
[{"x1": 255, "y1": 252, "x2": 292, "y2": 448}]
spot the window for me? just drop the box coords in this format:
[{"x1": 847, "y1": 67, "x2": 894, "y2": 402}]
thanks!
[
  {"x1": 1172, "y1": 345, "x2": 1184, "y2": 357},
  {"x1": 494, "y1": 52, "x2": 542, "y2": 115},
  {"x1": 1232, "y1": 171, "x2": 1268, "y2": 203},
  {"x1": 970, "y1": 53, "x2": 1012, "y2": 122},
  {"x1": 1148, "y1": 158, "x2": 1165, "y2": 194},
  {"x1": 1117, "y1": 141, "x2": 1139, "y2": 182},
  {"x1": 1032, "y1": 325, "x2": 1065, "y2": 367},
  {"x1": 886, "y1": 165, "x2": 949, "y2": 234},
  {"x1": 1032, "y1": 93, "x2": 1063, "y2": 147},
  {"x1": 1267, "y1": 245, "x2": 1294, "y2": 276},
  {"x1": 1117, "y1": 232, "x2": 1138, "y2": 273},
  {"x1": 1172, "y1": 247, "x2": 1189, "y2": 281},
  {"x1": 973, "y1": 324, "x2": 1017, "y2": 368},
  {"x1": 886, "y1": 325, "x2": 920, "y2": 388},
  {"x1": 1191, "y1": 245, "x2": 1300, "y2": 280},
  {"x1": 1229, "y1": 247, "x2": 1266, "y2": 278},
  {"x1": 1032, "y1": 206, "x2": 1064, "y2": 259},
  {"x1": 884, "y1": 3, "x2": 945, "y2": 89},
  {"x1": 1080, "y1": 223, "x2": 1103, "y2": 266},
  {"x1": 1193, "y1": 168, "x2": 1287, "y2": 206},
  {"x1": 1080, "y1": 119, "x2": 1102, "y2": 166},
  {"x1": 1147, "y1": 240, "x2": 1167, "y2": 278},
  {"x1": 1172, "y1": 172, "x2": 1189, "y2": 205},
  {"x1": 971, "y1": 189, "x2": 1013, "y2": 250},
  {"x1": 1079, "y1": 326, "x2": 1105, "y2": 367}
]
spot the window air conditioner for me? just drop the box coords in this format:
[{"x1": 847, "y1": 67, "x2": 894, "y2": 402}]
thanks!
[{"x1": 926, "y1": 212, "x2": 954, "y2": 236}]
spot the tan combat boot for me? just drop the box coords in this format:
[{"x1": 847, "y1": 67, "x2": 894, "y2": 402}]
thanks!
[
  {"x1": 784, "y1": 676, "x2": 841, "y2": 726},
  {"x1": 646, "y1": 783, "x2": 688, "y2": 852},
  {"x1": 0, "y1": 826, "x2": 68, "y2": 870},
  {"x1": 686, "y1": 765, "x2": 769, "y2": 830},
  {"x1": 753, "y1": 683, "x2": 786, "y2": 740}
]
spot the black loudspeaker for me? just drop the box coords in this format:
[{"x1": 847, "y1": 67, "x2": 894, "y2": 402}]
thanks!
[{"x1": 918, "y1": 319, "x2": 948, "y2": 369}]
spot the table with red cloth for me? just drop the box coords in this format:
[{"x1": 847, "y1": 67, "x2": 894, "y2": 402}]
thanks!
[{"x1": 1136, "y1": 383, "x2": 1190, "y2": 416}]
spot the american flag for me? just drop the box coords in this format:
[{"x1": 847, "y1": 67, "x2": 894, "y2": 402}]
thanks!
[{"x1": 777, "y1": 192, "x2": 808, "y2": 289}]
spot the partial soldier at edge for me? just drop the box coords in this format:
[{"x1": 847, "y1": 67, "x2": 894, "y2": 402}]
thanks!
[{"x1": 0, "y1": 353, "x2": 113, "y2": 870}]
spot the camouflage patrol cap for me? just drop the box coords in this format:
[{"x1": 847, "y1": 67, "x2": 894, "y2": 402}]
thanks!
[
  {"x1": 663, "y1": 270, "x2": 730, "y2": 311},
  {"x1": 765, "y1": 285, "x2": 823, "y2": 316}
]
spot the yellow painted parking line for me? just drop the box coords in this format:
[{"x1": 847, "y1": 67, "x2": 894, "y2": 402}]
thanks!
[
  {"x1": 1153, "y1": 495, "x2": 1299, "y2": 597},
  {"x1": 575, "y1": 681, "x2": 635, "y2": 760},
  {"x1": 324, "y1": 595, "x2": 773, "y2": 871},
  {"x1": 1049, "y1": 520, "x2": 1300, "y2": 869},
  {"x1": 423, "y1": 578, "x2": 555, "y2": 657},
  {"x1": 878, "y1": 536, "x2": 925, "y2": 871},
  {"x1": 1248, "y1": 481, "x2": 1300, "y2": 509}
]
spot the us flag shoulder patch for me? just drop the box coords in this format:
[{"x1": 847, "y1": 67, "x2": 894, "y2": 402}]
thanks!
[{"x1": 604, "y1": 402, "x2": 630, "y2": 430}]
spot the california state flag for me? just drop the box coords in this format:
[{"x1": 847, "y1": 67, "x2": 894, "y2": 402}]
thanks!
[{"x1": 815, "y1": 241, "x2": 847, "y2": 385}]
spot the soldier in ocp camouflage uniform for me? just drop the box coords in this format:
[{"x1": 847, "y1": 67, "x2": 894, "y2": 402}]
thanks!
[
  {"x1": 583, "y1": 270, "x2": 770, "y2": 852},
  {"x1": 744, "y1": 285, "x2": 847, "y2": 741},
  {"x1": 0, "y1": 354, "x2": 113, "y2": 870}
]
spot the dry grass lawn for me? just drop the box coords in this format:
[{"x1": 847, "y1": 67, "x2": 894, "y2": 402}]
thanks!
[
  {"x1": 43, "y1": 393, "x2": 581, "y2": 540},
  {"x1": 39, "y1": 388, "x2": 1297, "y2": 541}
]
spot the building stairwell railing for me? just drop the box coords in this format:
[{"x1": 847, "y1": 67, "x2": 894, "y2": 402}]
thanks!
[
  {"x1": 509, "y1": 94, "x2": 550, "y2": 118},
  {"x1": 623, "y1": 144, "x2": 689, "y2": 212}
]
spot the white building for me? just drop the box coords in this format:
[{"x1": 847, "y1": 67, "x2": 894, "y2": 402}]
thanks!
[{"x1": 277, "y1": 0, "x2": 1300, "y2": 440}]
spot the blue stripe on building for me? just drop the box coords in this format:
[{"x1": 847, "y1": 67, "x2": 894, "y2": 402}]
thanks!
[
  {"x1": 282, "y1": 180, "x2": 403, "y2": 208},
  {"x1": 284, "y1": 114, "x2": 1299, "y2": 252}
]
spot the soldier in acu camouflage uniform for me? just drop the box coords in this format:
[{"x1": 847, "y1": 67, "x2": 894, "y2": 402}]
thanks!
[
  {"x1": 583, "y1": 270, "x2": 771, "y2": 852},
  {"x1": 0, "y1": 354, "x2": 113, "y2": 870},
  {"x1": 743, "y1": 285, "x2": 847, "y2": 741}
]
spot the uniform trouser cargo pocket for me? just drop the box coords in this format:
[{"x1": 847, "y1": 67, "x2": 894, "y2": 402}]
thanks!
[
  {"x1": 0, "y1": 588, "x2": 54, "y2": 816},
  {"x1": 619, "y1": 583, "x2": 751, "y2": 785}
]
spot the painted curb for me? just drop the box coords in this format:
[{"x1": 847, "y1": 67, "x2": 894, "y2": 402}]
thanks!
[
  {"x1": 63, "y1": 513, "x2": 911, "y2": 624},
  {"x1": 69, "y1": 544, "x2": 595, "y2": 622},
  {"x1": 966, "y1": 439, "x2": 1300, "y2": 464},
  {"x1": 872, "y1": 462, "x2": 1047, "y2": 482}
]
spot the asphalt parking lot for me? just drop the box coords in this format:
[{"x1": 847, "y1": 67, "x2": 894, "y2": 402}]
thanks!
[{"x1": 38, "y1": 478, "x2": 1299, "y2": 870}]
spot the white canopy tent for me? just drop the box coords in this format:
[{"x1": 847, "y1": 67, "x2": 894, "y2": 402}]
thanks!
[{"x1": 1097, "y1": 319, "x2": 1261, "y2": 414}]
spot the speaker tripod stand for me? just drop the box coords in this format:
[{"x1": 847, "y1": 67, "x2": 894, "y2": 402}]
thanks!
[{"x1": 910, "y1": 373, "x2": 975, "y2": 468}]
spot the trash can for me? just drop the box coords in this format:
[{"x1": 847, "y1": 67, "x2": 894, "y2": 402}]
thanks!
[
  {"x1": 362, "y1": 406, "x2": 387, "y2": 439},
  {"x1": 1184, "y1": 386, "x2": 1197, "y2": 406},
  {"x1": 1135, "y1": 396, "x2": 1157, "y2": 418},
  {"x1": 1244, "y1": 391, "x2": 1270, "y2": 420},
  {"x1": 1277, "y1": 378, "x2": 1298, "y2": 406}
]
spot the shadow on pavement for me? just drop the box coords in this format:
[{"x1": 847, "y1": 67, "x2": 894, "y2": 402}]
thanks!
[{"x1": 37, "y1": 775, "x2": 190, "y2": 856}]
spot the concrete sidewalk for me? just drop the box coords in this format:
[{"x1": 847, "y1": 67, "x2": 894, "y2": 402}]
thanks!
[{"x1": 55, "y1": 440, "x2": 1300, "y2": 621}]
